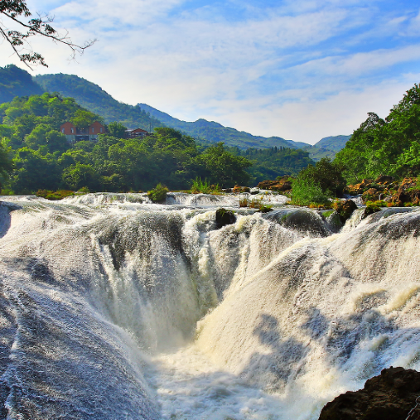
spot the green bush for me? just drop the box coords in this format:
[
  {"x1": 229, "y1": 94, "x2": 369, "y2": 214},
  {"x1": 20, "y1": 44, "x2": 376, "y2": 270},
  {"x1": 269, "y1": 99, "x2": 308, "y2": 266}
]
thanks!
[
  {"x1": 191, "y1": 177, "x2": 220, "y2": 194},
  {"x1": 147, "y1": 183, "x2": 169, "y2": 203},
  {"x1": 290, "y1": 178, "x2": 331, "y2": 206}
]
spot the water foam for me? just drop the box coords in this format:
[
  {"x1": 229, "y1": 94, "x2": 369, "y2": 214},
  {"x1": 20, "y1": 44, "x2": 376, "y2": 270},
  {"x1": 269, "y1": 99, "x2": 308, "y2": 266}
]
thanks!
[{"x1": 0, "y1": 195, "x2": 419, "y2": 419}]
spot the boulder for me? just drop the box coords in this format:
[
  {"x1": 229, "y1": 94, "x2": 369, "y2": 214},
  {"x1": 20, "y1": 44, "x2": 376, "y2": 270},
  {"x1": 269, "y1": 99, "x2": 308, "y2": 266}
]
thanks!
[
  {"x1": 348, "y1": 179, "x2": 373, "y2": 195},
  {"x1": 318, "y1": 367, "x2": 420, "y2": 420},
  {"x1": 391, "y1": 177, "x2": 420, "y2": 205},
  {"x1": 232, "y1": 185, "x2": 250, "y2": 193},
  {"x1": 375, "y1": 175, "x2": 394, "y2": 185},
  {"x1": 333, "y1": 199, "x2": 358, "y2": 223},
  {"x1": 362, "y1": 188, "x2": 381, "y2": 203},
  {"x1": 215, "y1": 208, "x2": 236, "y2": 229}
]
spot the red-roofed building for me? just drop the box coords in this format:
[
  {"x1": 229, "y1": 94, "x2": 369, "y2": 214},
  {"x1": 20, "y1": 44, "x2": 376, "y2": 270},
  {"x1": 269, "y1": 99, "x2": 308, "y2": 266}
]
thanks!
[
  {"x1": 60, "y1": 121, "x2": 106, "y2": 143},
  {"x1": 125, "y1": 128, "x2": 149, "y2": 138}
]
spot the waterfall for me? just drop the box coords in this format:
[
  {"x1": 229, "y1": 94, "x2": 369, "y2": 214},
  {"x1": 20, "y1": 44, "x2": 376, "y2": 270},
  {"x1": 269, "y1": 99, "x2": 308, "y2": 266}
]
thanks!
[{"x1": 0, "y1": 194, "x2": 419, "y2": 419}]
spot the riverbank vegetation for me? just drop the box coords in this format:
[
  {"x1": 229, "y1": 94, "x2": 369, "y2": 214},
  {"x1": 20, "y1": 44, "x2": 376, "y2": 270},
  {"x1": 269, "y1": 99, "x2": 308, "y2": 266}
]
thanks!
[
  {"x1": 1, "y1": 83, "x2": 420, "y2": 206},
  {"x1": 0, "y1": 93, "x2": 252, "y2": 194}
]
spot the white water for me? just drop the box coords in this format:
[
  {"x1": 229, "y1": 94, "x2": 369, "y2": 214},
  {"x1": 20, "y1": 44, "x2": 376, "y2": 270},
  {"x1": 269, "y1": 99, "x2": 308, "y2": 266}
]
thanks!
[{"x1": 0, "y1": 193, "x2": 419, "y2": 419}]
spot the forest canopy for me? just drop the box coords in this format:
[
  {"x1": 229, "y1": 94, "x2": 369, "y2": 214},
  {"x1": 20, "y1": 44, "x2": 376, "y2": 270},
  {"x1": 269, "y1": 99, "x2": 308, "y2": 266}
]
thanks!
[
  {"x1": 0, "y1": 93, "x2": 255, "y2": 193},
  {"x1": 335, "y1": 83, "x2": 420, "y2": 183}
]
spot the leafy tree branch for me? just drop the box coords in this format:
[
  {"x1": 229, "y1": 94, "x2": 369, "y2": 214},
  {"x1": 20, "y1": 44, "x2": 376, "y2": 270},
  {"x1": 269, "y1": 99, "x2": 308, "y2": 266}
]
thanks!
[{"x1": 0, "y1": 0, "x2": 95, "y2": 68}]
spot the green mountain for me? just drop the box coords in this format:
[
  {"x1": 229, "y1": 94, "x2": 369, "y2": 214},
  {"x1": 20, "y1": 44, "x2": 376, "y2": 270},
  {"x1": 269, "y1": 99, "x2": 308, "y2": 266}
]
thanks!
[
  {"x1": 0, "y1": 64, "x2": 44, "y2": 103},
  {"x1": 34, "y1": 74, "x2": 162, "y2": 131},
  {"x1": 0, "y1": 66, "x2": 350, "y2": 155},
  {"x1": 138, "y1": 103, "x2": 311, "y2": 150},
  {"x1": 314, "y1": 135, "x2": 351, "y2": 152},
  {"x1": 302, "y1": 135, "x2": 351, "y2": 161}
]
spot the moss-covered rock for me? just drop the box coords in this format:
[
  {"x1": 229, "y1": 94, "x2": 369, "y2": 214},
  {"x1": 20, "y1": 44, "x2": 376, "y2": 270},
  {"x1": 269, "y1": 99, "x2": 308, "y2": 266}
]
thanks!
[{"x1": 333, "y1": 199, "x2": 358, "y2": 223}]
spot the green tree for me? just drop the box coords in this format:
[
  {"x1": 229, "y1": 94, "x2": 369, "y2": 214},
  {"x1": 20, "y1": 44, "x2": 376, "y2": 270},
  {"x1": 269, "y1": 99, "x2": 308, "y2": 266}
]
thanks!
[
  {"x1": 299, "y1": 157, "x2": 346, "y2": 196},
  {"x1": 108, "y1": 122, "x2": 127, "y2": 139},
  {"x1": 70, "y1": 109, "x2": 100, "y2": 130},
  {"x1": 335, "y1": 84, "x2": 420, "y2": 181},
  {"x1": 24, "y1": 123, "x2": 69, "y2": 153},
  {"x1": 0, "y1": 140, "x2": 13, "y2": 190},
  {"x1": 62, "y1": 163, "x2": 101, "y2": 191},
  {"x1": 11, "y1": 147, "x2": 60, "y2": 193},
  {"x1": 199, "y1": 142, "x2": 252, "y2": 187}
]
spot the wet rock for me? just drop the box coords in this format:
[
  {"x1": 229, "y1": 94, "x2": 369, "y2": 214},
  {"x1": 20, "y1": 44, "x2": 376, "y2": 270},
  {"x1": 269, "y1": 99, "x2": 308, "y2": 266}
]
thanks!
[
  {"x1": 333, "y1": 199, "x2": 358, "y2": 223},
  {"x1": 265, "y1": 208, "x2": 330, "y2": 237},
  {"x1": 375, "y1": 175, "x2": 394, "y2": 185},
  {"x1": 391, "y1": 177, "x2": 420, "y2": 205},
  {"x1": 325, "y1": 211, "x2": 343, "y2": 233},
  {"x1": 257, "y1": 177, "x2": 292, "y2": 192},
  {"x1": 348, "y1": 179, "x2": 374, "y2": 195},
  {"x1": 362, "y1": 188, "x2": 381, "y2": 203},
  {"x1": 232, "y1": 185, "x2": 250, "y2": 193},
  {"x1": 318, "y1": 366, "x2": 420, "y2": 420},
  {"x1": 215, "y1": 208, "x2": 236, "y2": 229}
]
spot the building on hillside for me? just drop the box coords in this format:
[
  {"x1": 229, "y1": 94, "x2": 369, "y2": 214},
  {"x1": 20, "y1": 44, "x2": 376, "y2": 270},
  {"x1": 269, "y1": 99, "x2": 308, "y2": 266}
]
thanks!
[
  {"x1": 60, "y1": 121, "x2": 106, "y2": 143},
  {"x1": 125, "y1": 128, "x2": 150, "y2": 138}
]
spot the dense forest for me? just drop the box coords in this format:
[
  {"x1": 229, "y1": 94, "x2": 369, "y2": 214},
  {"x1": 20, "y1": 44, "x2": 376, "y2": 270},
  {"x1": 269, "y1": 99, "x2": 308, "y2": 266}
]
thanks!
[
  {"x1": 335, "y1": 84, "x2": 420, "y2": 183},
  {"x1": 0, "y1": 65, "x2": 43, "y2": 104},
  {"x1": 0, "y1": 93, "x2": 254, "y2": 193},
  {"x1": 227, "y1": 146, "x2": 313, "y2": 183},
  {"x1": 0, "y1": 91, "x2": 320, "y2": 194}
]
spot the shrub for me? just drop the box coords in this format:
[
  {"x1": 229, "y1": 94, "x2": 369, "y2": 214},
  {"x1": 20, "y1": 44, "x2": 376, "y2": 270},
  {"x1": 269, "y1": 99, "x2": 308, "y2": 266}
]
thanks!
[
  {"x1": 258, "y1": 204, "x2": 273, "y2": 213},
  {"x1": 191, "y1": 177, "x2": 220, "y2": 194},
  {"x1": 291, "y1": 178, "x2": 331, "y2": 206},
  {"x1": 148, "y1": 183, "x2": 169, "y2": 203}
]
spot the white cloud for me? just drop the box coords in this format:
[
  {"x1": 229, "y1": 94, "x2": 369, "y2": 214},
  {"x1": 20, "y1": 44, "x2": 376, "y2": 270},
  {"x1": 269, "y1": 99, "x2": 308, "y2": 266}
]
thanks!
[{"x1": 2, "y1": 0, "x2": 420, "y2": 145}]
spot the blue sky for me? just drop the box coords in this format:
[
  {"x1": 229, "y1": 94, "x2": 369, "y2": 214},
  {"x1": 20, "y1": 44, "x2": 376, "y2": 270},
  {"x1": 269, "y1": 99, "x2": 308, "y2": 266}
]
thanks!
[{"x1": 1, "y1": 0, "x2": 420, "y2": 144}]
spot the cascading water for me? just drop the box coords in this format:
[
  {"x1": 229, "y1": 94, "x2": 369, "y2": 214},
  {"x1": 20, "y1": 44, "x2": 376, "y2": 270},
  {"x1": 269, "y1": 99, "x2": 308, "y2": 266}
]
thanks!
[{"x1": 0, "y1": 193, "x2": 419, "y2": 419}]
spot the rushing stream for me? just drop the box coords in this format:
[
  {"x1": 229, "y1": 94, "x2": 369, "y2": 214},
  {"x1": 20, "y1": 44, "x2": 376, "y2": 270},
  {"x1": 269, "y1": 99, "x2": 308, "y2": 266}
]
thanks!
[{"x1": 0, "y1": 192, "x2": 419, "y2": 419}]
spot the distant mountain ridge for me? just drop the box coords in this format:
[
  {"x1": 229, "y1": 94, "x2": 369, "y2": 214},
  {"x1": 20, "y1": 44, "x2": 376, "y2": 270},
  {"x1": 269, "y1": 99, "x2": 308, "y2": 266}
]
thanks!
[
  {"x1": 34, "y1": 73, "x2": 162, "y2": 131},
  {"x1": 0, "y1": 65, "x2": 351, "y2": 154},
  {"x1": 304, "y1": 135, "x2": 352, "y2": 161},
  {"x1": 138, "y1": 103, "x2": 311, "y2": 150}
]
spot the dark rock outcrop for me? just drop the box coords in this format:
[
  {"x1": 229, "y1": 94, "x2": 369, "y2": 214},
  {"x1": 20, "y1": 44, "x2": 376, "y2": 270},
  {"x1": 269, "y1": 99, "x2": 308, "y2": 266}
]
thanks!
[
  {"x1": 318, "y1": 367, "x2": 420, "y2": 420},
  {"x1": 392, "y1": 178, "x2": 420, "y2": 206},
  {"x1": 215, "y1": 208, "x2": 236, "y2": 229}
]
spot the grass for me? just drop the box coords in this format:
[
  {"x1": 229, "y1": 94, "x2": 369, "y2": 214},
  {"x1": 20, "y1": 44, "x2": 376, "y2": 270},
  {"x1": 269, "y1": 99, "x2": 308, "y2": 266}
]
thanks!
[
  {"x1": 191, "y1": 177, "x2": 220, "y2": 194},
  {"x1": 36, "y1": 189, "x2": 76, "y2": 200},
  {"x1": 238, "y1": 197, "x2": 272, "y2": 212}
]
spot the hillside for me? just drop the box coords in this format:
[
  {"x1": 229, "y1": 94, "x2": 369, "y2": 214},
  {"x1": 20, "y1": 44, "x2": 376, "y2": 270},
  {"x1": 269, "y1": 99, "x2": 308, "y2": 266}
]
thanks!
[
  {"x1": 0, "y1": 65, "x2": 44, "y2": 103},
  {"x1": 302, "y1": 135, "x2": 351, "y2": 161},
  {"x1": 138, "y1": 103, "x2": 310, "y2": 150},
  {"x1": 1, "y1": 66, "x2": 349, "y2": 154},
  {"x1": 314, "y1": 135, "x2": 351, "y2": 152},
  {"x1": 34, "y1": 74, "x2": 162, "y2": 131}
]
